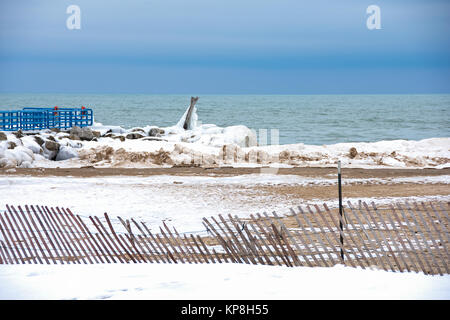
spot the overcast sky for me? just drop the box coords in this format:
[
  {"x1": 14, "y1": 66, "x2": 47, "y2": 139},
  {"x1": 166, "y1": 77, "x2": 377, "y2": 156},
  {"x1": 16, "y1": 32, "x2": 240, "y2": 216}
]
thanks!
[{"x1": 0, "y1": 0, "x2": 449, "y2": 93}]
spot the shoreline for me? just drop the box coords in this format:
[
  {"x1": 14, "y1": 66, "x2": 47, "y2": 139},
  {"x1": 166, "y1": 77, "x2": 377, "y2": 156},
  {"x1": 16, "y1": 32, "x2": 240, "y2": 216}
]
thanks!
[{"x1": 1, "y1": 166, "x2": 449, "y2": 178}]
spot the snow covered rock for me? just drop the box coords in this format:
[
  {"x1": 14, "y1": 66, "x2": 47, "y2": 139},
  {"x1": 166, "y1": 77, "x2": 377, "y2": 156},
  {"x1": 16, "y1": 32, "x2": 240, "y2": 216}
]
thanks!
[{"x1": 55, "y1": 146, "x2": 78, "y2": 161}]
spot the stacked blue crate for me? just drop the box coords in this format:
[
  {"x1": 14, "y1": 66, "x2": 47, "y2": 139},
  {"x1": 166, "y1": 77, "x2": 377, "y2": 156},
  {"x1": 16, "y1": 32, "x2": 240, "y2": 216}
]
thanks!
[{"x1": 0, "y1": 107, "x2": 93, "y2": 131}]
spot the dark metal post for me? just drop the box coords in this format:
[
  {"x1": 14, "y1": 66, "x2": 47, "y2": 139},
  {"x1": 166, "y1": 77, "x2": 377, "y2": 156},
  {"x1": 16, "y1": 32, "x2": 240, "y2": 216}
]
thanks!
[{"x1": 338, "y1": 160, "x2": 344, "y2": 262}]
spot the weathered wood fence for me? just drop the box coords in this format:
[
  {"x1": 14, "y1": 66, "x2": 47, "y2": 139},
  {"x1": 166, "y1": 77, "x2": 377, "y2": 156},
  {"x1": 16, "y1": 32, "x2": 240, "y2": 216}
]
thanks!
[{"x1": 0, "y1": 201, "x2": 448, "y2": 275}]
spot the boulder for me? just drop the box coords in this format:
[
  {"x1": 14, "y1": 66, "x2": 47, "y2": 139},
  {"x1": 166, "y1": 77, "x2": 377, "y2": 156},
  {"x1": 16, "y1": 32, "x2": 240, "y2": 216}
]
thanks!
[
  {"x1": 126, "y1": 133, "x2": 144, "y2": 140},
  {"x1": 50, "y1": 128, "x2": 60, "y2": 133},
  {"x1": 34, "y1": 136, "x2": 45, "y2": 146},
  {"x1": 70, "y1": 126, "x2": 94, "y2": 141},
  {"x1": 113, "y1": 136, "x2": 125, "y2": 142},
  {"x1": 149, "y1": 128, "x2": 164, "y2": 137},
  {"x1": 7, "y1": 141, "x2": 17, "y2": 149},
  {"x1": 349, "y1": 147, "x2": 358, "y2": 159},
  {"x1": 131, "y1": 128, "x2": 145, "y2": 133},
  {"x1": 0, "y1": 132, "x2": 7, "y2": 141},
  {"x1": 44, "y1": 140, "x2": 60, "y2": 152},
  {"x1": 13, "y1": 130, "x2": 24, "y2": 139}
]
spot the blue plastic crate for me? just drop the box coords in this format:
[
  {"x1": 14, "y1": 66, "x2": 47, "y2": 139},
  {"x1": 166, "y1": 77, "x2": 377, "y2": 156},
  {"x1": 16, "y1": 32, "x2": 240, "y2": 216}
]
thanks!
[{"x1": 0, "y1": 107, "x2": 93, "y2": 131}]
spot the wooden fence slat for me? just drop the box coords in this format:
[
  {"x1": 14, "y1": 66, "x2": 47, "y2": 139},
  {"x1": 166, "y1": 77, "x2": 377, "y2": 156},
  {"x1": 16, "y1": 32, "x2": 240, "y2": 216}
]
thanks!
[
  {"x1": 248, "y1": 214, "x2": 283, "y2": 266},
  {"x1": 24, "y1": 206, "x2": 54, "y2": 265},
  {"x1": 430, "y1": 203, "x2": 450, "y2": 244},
  {"x1": 227, "y1": 215, "x2": 260, "y2": 265},
  {"x1": 0, "y1": 210, "x2": 23, "y2": 264},
  {"x1": 3, "y1": 208, "x2": 32, "y2": 264},
  {"x1": 63, "y1": 208, "x2": 100, "y2": 264},
  {"x1": 405, "y1": 202, "x2": 444, "y2": 276},
  {"x1": 283, "y1": 209, "x2": 327, "y2": 267},
  {"x1": 218, "y1": 214, "x2": 252, "y2": 264},
  {"x1": 389, "y1": 204, "x2": 428, "y2": 274},
  {"x1": 162, "y1": 222, "x2": 192, "y2": 264},
  {"x1": 0, "y1": 240, "x2": 12, "y2": 264},
  {"x1": 159, "y1": 226, "x2": 185, "y2": 263},
  {"x1": 362, "y1": 202, "x2": 402, "y2": 272},
  {"x1": 311, "y1": 205, "x2": 356, "y2": 268},
  {"x1": 7, "y1": 205, "x2": 43, "y2": 264},
  {"x1": 116, "y1": 217, "x2": 147, "y2": 263},
  {"x1": 129, "y1": 219, "x2": 160, "y2": 263},
  {"x1": 174, "y1": 227, "x2": 200, "y2": 264},
  {"x1": 90, "y1": 216, "x2": 125, "y2": 263},
  {"x1": 250, "y1": 213, "x2": 291, "y2": 267},
  {"x1": 197, "y1": 234, "x2": 216, "y2": 263},
  {"x1": 27, "y1": 205, "x2": 61, "y2": 264},
  {"x1": 374, "y1": 204, "x2": 413, "y2": 273},
  {"x1": 56, "y1": 207, "x2": 93, "y2": 264},
  {"x1": 103, "y1": 213, "x2": 137, "y2": 263},
  {"x1": 49, "y1": 207, "x2": 86, "y2": 264},
  {"x1": 203, "y1": 218, "x2": 238, "y2": 263},
  {"x1": 396, "y1": 203, "x2": 434, "y2": 275},
  {"x1": 301, "y1": 206, "x2": 341, "y2": 266},
  {"x1": 370, "y1": 202, "x2": 407, "y2": 272},
  {"x1": 135, "y1": 220, "x2": 164, "y2": 263},
  {"x1": 355, "y1": 202, "x2": 394, "y2": 271},
  {"x1": 155, "y1": 233, "x2": 178, "y2": 263},
  {"x1": 66, "y1": 209, "x2": 105, "y2": 263},
  {"x1": 234, "y1": 216, "x2": 272, "y2": 265},
  {"x1": 142, "y1": 222, "x2": 173, "y2": 263},
  {"x1": 345, "y1": 203, "x2": 387, "y2": 270},
  {"x1": 416, "y1": 202, "x2": 449, "y2": 274},
  {"x1": 76, "y1": 214, "x2": 110, "y2": 263},
  {"x1": 322, "y1": 203, "x2": 367, "y2": 269},
  {"x1": 45, "y1": 206, "x2": 83, "y2": 264},
  {"x1": 190, "y1": 234, "x2": 209, "y2": 264},
  {"x1": 209, "y1": 216, "x2": 243, "y2": 263},
  {"x1": 94, "y1": 232, "x2": 117, "y2": 263},
  {"x1": 0, "y1": 240, "x2": 8, "y2": 264},
  {"x1": 294, "y1": 207, "x2": 336, "y2": 266}
]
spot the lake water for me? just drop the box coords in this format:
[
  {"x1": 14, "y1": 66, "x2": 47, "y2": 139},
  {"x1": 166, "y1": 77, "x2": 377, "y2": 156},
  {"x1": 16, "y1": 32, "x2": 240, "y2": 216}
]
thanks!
[{"x1": 0, "y1": 94, "x2": 449, "y2": 145}]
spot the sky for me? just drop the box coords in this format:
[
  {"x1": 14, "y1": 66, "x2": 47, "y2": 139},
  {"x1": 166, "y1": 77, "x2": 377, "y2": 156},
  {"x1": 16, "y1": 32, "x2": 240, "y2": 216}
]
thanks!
[{"x1": 0, "y1": 0, "x2": 449, "y2": 94}]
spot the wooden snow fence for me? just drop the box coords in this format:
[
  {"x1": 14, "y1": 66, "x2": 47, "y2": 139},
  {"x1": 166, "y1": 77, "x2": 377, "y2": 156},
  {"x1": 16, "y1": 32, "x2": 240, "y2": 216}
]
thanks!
[{"x1": 0, "y1": 201, "x2": 448, "y2": 275}]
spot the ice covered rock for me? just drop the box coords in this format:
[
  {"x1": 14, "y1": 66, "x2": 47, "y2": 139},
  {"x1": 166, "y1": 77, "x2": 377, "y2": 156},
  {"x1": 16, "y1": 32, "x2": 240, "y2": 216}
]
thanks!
[
  {"x1": 56, "y1": 146, "x2": 78, "y2": 161},
  {"x1": 0, "y1": 132, "x2": 7, "y2": 141}
]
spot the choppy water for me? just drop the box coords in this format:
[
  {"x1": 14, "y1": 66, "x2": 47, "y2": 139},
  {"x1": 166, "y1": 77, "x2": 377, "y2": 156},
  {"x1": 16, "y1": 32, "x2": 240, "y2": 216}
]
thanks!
[{"x1": 0, "y1": 94, "x2": 449, "y2": 145}]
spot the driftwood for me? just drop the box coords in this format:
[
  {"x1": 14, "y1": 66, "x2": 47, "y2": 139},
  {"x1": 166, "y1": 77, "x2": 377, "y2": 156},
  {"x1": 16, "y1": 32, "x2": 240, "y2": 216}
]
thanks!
[{"x1": 183, "y1": 97, "x2": 199, "y2": 130}]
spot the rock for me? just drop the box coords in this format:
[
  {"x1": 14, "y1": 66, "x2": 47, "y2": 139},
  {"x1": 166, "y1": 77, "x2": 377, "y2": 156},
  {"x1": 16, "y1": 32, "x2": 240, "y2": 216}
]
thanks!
[
  {"x1": 149, "y1": 128, "x2": 164, "y2": 137},
  {"x1": 34, "y1": 136, "x2": 45, "y2": 146},
  {"x1": 349, "y1": 147, "x2": 358, "y2": 159},
  {"x1": 70, "y1": 126, "x2": 94, "y2": 141},
  {"x1": 103, "y1": 133, "x2": 115, "y2": 138},
  {"x1": 0, "y1": 132, "x2": 7, "y2": 141},
  {"x1": 47, "y1": 135, "x2": 56, "y2": 142},
  {"x1": 50, "y1": 128, "x2": 60, "y2": 133},
  {"x1": 142, "y1": 137, "x2": 168, "y2": 142},
  {"x1": 44, "y1": 140, "x2": 60, "y2": 152},
  {"x1": 131, "y1": 128, "x2": 145, "y2": 133},
  {"x1": 126, "y1": 133, "x2": 144, "y2": 140},
  {"x1": 7, "y1": 141, "x2": 17, "y2": 149},
  {"x1": 92, "y1": 130, "x2": 101, "y2": 138},
  {"x1": 113, "y1": 136, "x2": 125, "y2": 142},
  {"x1": 13, "y1": 130, "x2": 24, "y2": 139},
  {"x1": 68, "y1": 134, "x2": 81, "y2": 140}
]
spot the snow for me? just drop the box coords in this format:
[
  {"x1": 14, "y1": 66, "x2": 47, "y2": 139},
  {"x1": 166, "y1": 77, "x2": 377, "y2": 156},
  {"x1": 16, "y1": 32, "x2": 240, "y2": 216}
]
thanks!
[{"x1": 0, "y1": 263, "x2": 448, "y2": 300}]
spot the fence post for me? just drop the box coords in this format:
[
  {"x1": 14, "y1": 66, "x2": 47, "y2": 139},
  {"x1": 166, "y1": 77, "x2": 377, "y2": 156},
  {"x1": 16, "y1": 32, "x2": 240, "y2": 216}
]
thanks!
[{"x1": 338, "y1": 160, "x2": 344, "y2": 262}]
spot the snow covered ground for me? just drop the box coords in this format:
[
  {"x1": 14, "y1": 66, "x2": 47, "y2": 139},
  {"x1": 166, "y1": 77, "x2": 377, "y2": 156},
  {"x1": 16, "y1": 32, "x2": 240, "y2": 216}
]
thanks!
[{"x1": 0, "y1": 263, "x2": 449, "y2": 300}]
